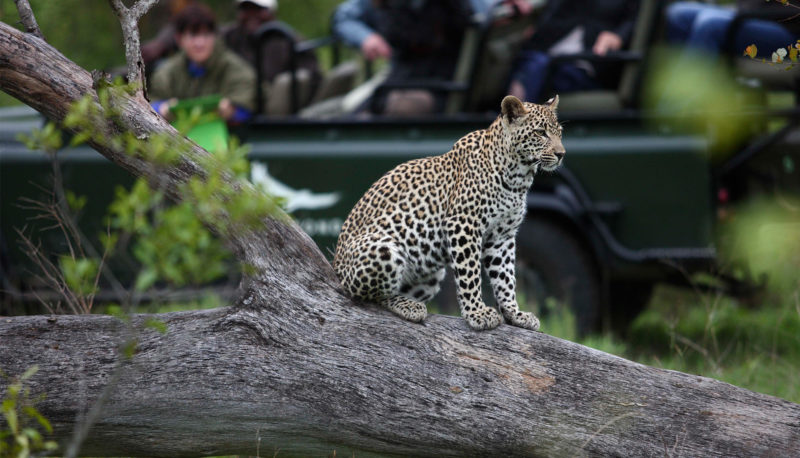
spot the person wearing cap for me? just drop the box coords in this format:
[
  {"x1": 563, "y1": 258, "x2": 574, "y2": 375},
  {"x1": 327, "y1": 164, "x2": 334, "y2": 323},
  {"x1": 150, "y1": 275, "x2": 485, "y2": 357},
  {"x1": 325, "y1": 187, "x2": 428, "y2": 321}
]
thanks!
[
  {"x1": 150, "y1": 3, "x2": 257, "y2": 123},
  {"x1": 222, "y1": 0, "x2": 320, "y2": 105}
]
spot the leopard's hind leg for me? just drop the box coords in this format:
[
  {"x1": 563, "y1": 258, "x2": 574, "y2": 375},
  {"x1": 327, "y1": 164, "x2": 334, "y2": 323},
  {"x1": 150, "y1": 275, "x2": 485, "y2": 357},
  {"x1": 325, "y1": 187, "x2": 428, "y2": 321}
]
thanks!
[{"x1": 335, "y1": 234, "x2": 428, "y2": 323}]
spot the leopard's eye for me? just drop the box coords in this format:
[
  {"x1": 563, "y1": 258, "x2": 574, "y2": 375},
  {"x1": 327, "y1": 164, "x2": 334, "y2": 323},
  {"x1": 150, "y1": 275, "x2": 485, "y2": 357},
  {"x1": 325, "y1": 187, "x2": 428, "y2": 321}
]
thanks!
[{"x1": 534, "y1": 129, "x2": 547, "y2": 137}]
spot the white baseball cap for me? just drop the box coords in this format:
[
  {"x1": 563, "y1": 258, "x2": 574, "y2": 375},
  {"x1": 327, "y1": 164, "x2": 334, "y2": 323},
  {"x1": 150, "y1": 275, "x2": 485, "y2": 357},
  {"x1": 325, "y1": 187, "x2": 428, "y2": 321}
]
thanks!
[{"x1": 237, "y1": 0, "x2": 277, "y2": 10}]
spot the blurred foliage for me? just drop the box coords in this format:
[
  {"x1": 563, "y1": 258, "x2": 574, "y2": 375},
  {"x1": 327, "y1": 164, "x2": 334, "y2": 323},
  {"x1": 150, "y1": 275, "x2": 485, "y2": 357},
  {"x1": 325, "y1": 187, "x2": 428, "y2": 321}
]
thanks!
[
  {"x1": 2, "y1": 0, "x2": 124, "y2": 71},
  {"x1": 537, "y1": 280, "x2": 800, "y2": 403},
  {"x1": 628, "y1": 284, "x2": 800, "y2": 403},
  {"x1": 18, "y1": 80, "x2": 283, "y2": 312},
  {"x1": 643, "y1": 46, "x2": 766, "y2": 158},
  {"x1": 0, "y1": 366, "x2": 59, "y2": 456},
  {"x1": 107, "y1": 179, "x2": 232, "y2": 291},
  {"x1": 542, "y1": 196, "x2": 800, "y2": 404},
  {"x1": 718, "y1": 196, "x2": 800, "y2": 292}
]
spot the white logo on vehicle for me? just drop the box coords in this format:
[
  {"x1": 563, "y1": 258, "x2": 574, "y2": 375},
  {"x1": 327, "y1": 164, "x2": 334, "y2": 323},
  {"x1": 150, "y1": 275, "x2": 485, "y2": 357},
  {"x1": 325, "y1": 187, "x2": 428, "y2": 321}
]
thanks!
[{"x1": 250, "y1": 162, "x2": 341, "y2": 213}]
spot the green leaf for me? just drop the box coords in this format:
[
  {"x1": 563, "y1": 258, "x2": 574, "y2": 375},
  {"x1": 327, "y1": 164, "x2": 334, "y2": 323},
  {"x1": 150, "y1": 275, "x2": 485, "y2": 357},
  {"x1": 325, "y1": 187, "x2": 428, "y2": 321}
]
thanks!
[
  {"x1": 65, "y1": 191, "x2": 87, "y2": 213},
  {"x1": 70, "y1": 131, "x2": 92, "y2": 146},
  {"x1": 121, "y1": 339, "x2": 138, "y2": 359},
  {"x1": 58, "y1": 256, "x2": 99, "y2": 296},
  {"x1": 22, "y1": 427, "x2": 42, "y2": 442},
  {"x1": 105, "y1": 304, "x2": 124, "y2": 319},
  {"x1": 134, "y1": 268, "x2": 158, "y2": 292},
  {"x1": 144, "y1": 318, "x2": 168, "y2": 334},
  {"x1": 20, "y1": 366, "x2": 38, "y2": 381},
  {"x1": 23, "y1": 406, "x2": 53, "y2": 433},
  {"x1": 5, "y1": 409, "x2": 18, "y2": 434}
]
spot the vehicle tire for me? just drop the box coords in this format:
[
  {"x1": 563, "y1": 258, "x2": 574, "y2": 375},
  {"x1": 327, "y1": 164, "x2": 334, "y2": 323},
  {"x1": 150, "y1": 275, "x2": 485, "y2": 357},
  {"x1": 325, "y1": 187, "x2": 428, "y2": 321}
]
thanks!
[{"x1": 515, "y1": 217, "x2": 601, "y2": 336}]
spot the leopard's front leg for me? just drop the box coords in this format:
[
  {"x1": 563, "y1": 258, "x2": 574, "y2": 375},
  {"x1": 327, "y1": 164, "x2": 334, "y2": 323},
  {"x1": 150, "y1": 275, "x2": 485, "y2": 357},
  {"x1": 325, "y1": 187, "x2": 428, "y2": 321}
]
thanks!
[
  {"x1": 447, "y1": 218, "x2": 503, "y2": 330},
  {"x1": 483, "y1": 237, "x2": 540, "y2": 331}
]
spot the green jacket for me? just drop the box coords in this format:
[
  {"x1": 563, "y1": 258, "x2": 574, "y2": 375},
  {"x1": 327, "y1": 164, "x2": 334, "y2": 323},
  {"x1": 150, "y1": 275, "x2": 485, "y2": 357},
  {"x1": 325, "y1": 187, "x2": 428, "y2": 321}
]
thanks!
[{"x1": 150, "y1": 40, "x2": 257, "y2": 112}]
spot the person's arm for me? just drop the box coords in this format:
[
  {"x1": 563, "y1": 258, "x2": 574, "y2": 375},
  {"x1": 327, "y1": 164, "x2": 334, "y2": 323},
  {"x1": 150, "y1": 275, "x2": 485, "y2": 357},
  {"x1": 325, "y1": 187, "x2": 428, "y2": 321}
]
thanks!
[
  {"x1": 221, "y1": 51, "x2": 258, "y2": 120},
  {"x1": 331, "y1": 0, "x2": 378, "y2": 48},
  {"x1": 592, "y1": 31, "x2": 623, "y2": 55},
  {"x1": 611, "y1": 2, "x2": 639, "y2": 47},
  {"x1": 151, "y1": 99, "x2": 177, "y2": 118},
  {"x1": 592, "y1": 1, "x2": 639, "y2": 56},
  {"x1": 467, "y1": 0, "x2": 497, "y2": 16},
  {"x1": 218, "y1": 98, "x2": 252, "y2": 123},
  {"x1": 149, "y1": 60, "x2": 178, "y2": 118}
]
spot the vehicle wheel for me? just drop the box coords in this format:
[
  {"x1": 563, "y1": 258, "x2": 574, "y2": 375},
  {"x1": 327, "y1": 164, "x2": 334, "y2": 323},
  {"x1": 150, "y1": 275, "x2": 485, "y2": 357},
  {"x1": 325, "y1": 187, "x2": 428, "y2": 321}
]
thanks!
[{"x1": 515, "y1": 217, "x2": 601, "y2": 336}]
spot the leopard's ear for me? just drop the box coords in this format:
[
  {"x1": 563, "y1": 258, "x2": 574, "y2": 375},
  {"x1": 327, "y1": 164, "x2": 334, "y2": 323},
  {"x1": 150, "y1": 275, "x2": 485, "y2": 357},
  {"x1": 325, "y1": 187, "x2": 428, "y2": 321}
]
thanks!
[
  {"x1": 545, "y1": 94, "x2": 559, "y2": 112},
  {"x1": 501, "y1": 95, "x2": 526, "y2": 123}
]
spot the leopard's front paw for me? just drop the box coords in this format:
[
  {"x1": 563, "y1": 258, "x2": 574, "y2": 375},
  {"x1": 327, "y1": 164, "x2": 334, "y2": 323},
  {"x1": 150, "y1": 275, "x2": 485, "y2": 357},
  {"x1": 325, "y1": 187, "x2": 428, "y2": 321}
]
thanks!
[
  {"x1": 509, "y1": 310, "x2": 540, "y2": 331},
  {"x1": 383, "y1": 296, "x2": 428, "y2": 323},
  {"x1": 466, "y1": 307, "x2": 503, "y2": 331}
]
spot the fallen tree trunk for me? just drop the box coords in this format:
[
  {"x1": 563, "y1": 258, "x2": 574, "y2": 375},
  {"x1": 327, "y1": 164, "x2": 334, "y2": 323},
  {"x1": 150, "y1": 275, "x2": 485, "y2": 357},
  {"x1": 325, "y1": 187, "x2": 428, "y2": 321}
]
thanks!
[
  {"x1": 1, "y1": 19, "x2": 799, "y2": 457},
  {"x1": 3, "y1": 305, "x2": 800, "y2": 457}
]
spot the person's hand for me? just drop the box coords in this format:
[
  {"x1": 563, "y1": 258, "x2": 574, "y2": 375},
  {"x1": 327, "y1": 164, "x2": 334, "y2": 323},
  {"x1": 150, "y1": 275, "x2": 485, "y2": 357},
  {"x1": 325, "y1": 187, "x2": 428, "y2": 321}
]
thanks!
[
  {"x1": 508, "y1": 0, "x2": 534, "y2": 16},
  {"x1": 592, "y1": 31, "x2": 623, "y2": 56},
  {"x1": 218, "y1": 97, "x2": 235, "y2": 120},
  {"x1": 158, "y1": 98, "x2": 178, "y2": 119},
  {"x1": 361, "y1": 33, "x2": 392, "y2": 61}
]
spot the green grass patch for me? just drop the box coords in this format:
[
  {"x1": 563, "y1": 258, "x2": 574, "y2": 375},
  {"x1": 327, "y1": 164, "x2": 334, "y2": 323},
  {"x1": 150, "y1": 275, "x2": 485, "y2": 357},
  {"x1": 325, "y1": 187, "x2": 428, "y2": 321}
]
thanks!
[{"x1": 552, "y1": 285, "x2": 800, "y2": 404}]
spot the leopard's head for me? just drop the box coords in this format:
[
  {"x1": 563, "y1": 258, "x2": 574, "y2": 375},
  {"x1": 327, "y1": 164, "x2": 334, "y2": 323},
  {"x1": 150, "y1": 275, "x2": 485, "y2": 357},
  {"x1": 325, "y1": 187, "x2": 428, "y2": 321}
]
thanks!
[{"x1": 500, "y1": 95, "x2": 565, "y2": 172}]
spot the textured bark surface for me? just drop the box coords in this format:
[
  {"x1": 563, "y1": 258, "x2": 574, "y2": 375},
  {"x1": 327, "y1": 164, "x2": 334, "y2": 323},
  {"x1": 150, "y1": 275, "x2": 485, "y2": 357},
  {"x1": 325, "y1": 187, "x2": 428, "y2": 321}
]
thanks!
[
  {"x1": 1, "y1": 20, "x2": 800, "y2": 457},
  {"x1": 3, "y1": 308, "x2": 800, "y2": 457}
]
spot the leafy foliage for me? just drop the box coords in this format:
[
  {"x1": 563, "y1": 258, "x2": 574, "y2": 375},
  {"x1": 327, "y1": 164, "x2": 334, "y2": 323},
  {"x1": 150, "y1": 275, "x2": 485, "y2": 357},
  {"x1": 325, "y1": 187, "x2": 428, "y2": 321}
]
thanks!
[
  {"x1": 0, "y1": 367, "x2": 59, "y2": 457},
  {"x1": 18, "y1": 80, "x2": 284, "y2": 312}
]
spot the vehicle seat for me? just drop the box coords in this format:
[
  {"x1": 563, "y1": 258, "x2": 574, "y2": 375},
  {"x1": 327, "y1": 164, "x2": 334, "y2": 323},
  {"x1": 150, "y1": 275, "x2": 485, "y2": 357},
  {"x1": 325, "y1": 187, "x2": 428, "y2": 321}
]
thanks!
[
  {"x1": 446, "y1": 5, "x2": 538, "y2": 114},
  {"x1": 263, "y1": 69, "x2": 315, "y2": 116},
  {"x1": 264, "y1": 60, "x2": 360, "y2": 116},
  {"x1": 310, "y1": 60, "x2": 359, "y2": 104}
]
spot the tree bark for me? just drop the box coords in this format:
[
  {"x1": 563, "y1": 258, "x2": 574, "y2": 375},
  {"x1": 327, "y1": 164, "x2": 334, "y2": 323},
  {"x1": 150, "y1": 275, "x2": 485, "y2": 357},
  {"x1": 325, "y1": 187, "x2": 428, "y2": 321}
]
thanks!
[
  {"x1": 1, "y1": 20, "x2": 800, "y2": 457},
  {"x1": 12, "y1": 0, "x2": 44, "y2": 39}
]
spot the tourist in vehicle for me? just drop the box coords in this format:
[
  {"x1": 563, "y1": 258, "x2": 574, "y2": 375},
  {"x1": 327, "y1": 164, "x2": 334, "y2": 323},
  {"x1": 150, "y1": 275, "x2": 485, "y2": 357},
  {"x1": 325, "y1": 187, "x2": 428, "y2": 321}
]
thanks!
[
  {"x1": 141, "y1": 0, "x2": 197, "y2": 73},
  {"x1": 331, "y1": 0, "x2": 490, "y2": 116},
  {"x1": 149, "y1": 4, "x2": 257, "y2": 123},
  {"x1": 221, "y1": 0, "x2": 321, "y2": 106},
  {"x1": 665, "y1": 0, "x2": 798, "y2": 59},
  {"x1": 508, "y1": 0, "x2": 639, "y2": 103}
]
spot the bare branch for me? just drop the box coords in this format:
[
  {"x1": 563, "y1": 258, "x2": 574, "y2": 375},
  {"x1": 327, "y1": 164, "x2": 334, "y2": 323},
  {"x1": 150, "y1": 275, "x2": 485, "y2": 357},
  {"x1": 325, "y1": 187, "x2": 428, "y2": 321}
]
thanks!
[
  {"x1": 107, "y1": 0, "x2": 160, "y2": 95},
  {"x1": 13, "y1": 0, "x2": 44, "y2": 40},
  {"x1": 130, "y1": 0, "x2": 161, "y2": 21}
]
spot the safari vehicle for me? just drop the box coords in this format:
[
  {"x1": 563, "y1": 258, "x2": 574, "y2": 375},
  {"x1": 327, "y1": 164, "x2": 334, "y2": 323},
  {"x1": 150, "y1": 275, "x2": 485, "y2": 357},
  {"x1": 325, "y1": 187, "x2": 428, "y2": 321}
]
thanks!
[{"x1": 1, "y1": 0, "x2": 799, "y2": 333}]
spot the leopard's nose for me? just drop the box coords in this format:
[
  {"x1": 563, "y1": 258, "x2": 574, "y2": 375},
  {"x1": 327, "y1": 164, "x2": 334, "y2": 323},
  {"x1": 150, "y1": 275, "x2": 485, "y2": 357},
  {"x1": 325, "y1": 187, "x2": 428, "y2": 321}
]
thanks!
[{"x1": 554, "y1": 150, "x2": 565, "y2": 160}]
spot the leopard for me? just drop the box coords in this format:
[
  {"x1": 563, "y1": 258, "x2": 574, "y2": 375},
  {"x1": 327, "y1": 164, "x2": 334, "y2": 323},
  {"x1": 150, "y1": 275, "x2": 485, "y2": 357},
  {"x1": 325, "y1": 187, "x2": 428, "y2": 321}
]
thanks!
[{"x1": 333, "y1": 95, "x2": 565, "y2": 331}]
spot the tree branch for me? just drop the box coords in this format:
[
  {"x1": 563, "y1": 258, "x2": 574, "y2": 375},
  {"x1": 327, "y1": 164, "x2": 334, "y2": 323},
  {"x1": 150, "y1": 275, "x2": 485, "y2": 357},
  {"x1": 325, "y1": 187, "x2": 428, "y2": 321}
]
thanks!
[
  {"x1": 107, "y1": 0, "x2": 159, "y2": 94},
  {"x1": 1, "y1": 309, "x2": 799, "y2": 457},
  {"x1": 13, "y1": 0, "x2": 44, "y2": 40}
]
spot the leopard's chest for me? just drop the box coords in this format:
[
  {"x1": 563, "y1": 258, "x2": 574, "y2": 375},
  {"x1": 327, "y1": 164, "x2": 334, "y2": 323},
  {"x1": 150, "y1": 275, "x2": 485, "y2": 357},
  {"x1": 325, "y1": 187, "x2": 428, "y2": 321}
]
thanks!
[{"x1": 482, "y1": 191, "x2": 527, "y2": 240}]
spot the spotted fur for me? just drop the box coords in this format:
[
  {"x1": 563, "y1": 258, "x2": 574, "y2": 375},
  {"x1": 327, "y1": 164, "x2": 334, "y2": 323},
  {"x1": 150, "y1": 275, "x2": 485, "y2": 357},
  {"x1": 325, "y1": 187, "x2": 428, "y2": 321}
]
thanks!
[{"x1": 334, "y1": 95, "x2": 565, "y2": 330}]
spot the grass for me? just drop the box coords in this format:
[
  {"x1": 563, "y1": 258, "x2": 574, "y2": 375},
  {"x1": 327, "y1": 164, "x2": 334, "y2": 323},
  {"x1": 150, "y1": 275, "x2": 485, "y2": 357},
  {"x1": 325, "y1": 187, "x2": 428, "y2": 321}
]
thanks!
[
  {"x1": 540, "y1": 284, "x2": 800, "y2": 404},
  {"x1": 541, "y1": 197, "x2": 800, "y2": 403}
]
